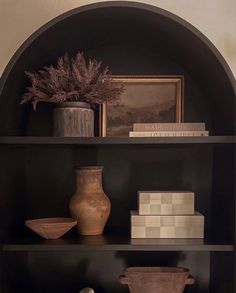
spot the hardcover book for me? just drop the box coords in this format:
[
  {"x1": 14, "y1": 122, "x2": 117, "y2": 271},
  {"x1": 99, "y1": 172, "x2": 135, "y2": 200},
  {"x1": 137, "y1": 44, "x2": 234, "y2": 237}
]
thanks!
[
  {"x1": 129, "y1": 130, "x2": 209, "y2": 137},
  {"x1": 133, "y1": 123, "x2": 206, "y2": 132}
]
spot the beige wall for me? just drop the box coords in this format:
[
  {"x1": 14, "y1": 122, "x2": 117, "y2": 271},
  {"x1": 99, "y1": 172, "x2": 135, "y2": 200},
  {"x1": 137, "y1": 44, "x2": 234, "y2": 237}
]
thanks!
[{"x1": 0, "y1": 0, "x2": 236, "y2": 78}]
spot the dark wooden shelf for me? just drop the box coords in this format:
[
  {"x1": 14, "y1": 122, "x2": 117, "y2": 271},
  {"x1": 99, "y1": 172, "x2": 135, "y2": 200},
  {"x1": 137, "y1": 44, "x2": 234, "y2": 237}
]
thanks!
[
  {"x1": 0, "y1": 136, "x2": 235, "y2": 145},
  {"x1": 2, "y1": 235, "x2": 233, "y2": 252}
]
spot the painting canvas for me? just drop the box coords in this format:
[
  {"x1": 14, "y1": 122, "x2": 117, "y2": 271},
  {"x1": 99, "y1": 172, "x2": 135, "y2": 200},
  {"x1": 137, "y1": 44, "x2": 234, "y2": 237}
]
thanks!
[{"x1": 101, "y1": 76, "x2": 183, "y2": 137}]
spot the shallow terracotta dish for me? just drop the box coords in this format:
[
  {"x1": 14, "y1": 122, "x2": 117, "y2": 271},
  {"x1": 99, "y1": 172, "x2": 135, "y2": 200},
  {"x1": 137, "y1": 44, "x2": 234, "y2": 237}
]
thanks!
[{"x1": 25, "y1": 218, "x2": 77, "y2": 239}]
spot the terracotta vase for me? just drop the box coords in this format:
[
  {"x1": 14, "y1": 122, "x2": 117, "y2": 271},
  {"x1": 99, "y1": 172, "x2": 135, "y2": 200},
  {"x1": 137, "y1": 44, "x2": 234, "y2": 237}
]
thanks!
[
  {"x1": 69, "y1": 166, "x2": 111, "y2": 235},
  {"x1": 119, "y1": 267, "x2": 195, "y2": 293}
]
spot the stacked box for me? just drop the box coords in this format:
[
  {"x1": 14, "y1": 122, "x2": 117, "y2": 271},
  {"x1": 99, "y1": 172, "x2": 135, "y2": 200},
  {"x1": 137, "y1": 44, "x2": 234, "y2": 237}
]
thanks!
[
  {"x1": 138, "y1": 191, "x2": 194, "y2": 215},
  {"x1": 131, "y1": 211, "x2": 204, "y2": 238},
  {"x1": 131, "y1": 190, "x2": 204, "y2": 239}
]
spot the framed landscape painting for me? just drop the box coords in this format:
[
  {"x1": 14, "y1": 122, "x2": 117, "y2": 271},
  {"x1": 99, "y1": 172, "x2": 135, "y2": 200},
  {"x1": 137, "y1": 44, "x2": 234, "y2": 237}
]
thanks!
[{"x1": 101, "y1": 75, "x2": 184, "y2": 137}]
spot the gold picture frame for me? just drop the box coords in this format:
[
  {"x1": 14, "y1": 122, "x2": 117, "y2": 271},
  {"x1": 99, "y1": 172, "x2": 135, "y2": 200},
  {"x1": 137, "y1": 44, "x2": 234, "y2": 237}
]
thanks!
[{"x1": 100, "y1": 75, "x2": 184, "y2": 137}]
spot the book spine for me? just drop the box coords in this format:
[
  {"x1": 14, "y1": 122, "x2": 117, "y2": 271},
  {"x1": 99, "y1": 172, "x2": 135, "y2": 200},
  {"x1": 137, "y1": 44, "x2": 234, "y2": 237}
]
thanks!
[
  {"x1": 138, "y1": 191, "x2": 194, "y2": 195},
  {"x1": 133, "y1": 123, "x2": 205, "y2": 132},
  {"x1": 129, "y1": 131, "x2": 209, "y2": 137}
]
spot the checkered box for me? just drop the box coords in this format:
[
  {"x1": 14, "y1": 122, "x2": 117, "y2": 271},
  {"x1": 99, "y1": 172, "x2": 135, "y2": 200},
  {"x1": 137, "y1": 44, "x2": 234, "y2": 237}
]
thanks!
[
  {"x1": 131, "y1": 211, "x2": 204, "y2": 238},
  {"x1": 138, "y1": 191, "x2": 194, "y2": 215}
]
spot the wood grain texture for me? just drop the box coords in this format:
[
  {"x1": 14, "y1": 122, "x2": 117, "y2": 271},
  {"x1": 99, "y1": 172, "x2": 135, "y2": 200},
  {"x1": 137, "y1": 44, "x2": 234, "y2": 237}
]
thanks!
[{"x1": 53, "y1": 106, "x2": 94, "y2": 137}]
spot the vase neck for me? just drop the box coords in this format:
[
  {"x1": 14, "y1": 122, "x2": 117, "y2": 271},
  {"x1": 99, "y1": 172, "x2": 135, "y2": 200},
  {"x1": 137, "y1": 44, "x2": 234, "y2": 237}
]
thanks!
[{"x1": 75, "y1": 167, "x2": 103, "y2": 193}]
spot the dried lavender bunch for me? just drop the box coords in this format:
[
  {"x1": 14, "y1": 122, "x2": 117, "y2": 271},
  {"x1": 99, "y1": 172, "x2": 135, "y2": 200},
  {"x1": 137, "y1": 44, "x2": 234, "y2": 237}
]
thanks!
[{"x1": 20, "y1": 52, "x2": 124, "y2": 110}]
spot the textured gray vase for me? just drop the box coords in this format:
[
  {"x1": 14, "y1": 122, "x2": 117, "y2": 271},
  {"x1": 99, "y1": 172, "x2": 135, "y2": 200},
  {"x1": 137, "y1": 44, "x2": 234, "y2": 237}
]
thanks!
[{"x1": 53, "y1": 102, "x2": 94, "y2": 137}]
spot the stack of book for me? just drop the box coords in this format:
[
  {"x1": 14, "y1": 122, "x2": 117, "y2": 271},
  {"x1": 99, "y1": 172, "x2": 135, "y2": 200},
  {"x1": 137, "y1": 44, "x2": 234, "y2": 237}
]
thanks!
[
  {"x1": 129, "y1": 123, "x2": 209, "y2": 137},
  {"x1": 131, "y1": 191, "x2": 204, "y2": 238}
]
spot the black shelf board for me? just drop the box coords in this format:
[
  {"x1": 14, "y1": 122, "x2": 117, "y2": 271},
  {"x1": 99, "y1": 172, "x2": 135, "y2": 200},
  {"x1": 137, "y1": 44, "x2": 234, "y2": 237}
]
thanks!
[
  {"x1": 2, "y1": 235, "x2": 234, "y2": 252},
  {"x1": 0, "y1": 136, "x2": 235, "y2": 145}
]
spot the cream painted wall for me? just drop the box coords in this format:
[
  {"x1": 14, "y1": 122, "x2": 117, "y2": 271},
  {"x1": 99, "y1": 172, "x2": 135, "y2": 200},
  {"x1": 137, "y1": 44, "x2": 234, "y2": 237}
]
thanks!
[{"x1": 0, "y1": 0, "x2": 236, "y2": 78}]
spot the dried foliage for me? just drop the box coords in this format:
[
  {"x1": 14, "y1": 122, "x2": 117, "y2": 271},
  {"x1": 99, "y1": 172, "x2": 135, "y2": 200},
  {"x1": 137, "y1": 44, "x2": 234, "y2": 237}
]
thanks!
[{"x1": 20, "y1": 52, "x2": 124, "y2": 110}]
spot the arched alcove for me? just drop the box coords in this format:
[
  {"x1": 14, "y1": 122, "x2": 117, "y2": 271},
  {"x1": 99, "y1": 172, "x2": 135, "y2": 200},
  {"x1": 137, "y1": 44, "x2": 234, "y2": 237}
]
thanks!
[
  {"x1": 0, "y1": 1, "x2": 235, "y2": 136},
  {"x1": 0, "y1": 3, "x2": 235, "y2": 292}
]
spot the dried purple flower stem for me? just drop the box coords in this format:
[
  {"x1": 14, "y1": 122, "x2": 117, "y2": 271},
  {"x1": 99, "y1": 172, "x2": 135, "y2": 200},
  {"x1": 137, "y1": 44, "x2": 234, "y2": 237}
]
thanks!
[{"x1": 20, "y1": 51, "x2": 124, "y2": 110}]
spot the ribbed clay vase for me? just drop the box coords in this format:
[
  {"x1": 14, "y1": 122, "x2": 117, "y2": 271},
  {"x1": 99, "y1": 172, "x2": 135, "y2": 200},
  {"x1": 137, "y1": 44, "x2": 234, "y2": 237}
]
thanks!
[
  {"x1": 69, "y1": 166, "x2": 111, "y2": 235},
  {"x1": 53, "y1": 101, "x2": 94, "y2": 137},
  {"x1": 119, "y1": 267, "x2": 195, "y2": 293}
]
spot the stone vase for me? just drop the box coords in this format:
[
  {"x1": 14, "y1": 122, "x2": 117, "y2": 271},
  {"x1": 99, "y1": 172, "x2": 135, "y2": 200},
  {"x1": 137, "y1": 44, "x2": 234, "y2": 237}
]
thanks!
[
  {"x1": 53, "y1": 101, "x2": 94, "y2": 137},
  {"x1": 69, "y1": 166, "x2": 111, "y2": 235},
  {"x1": 119, "y1": 267, "x2": 195, "y2": 293}
]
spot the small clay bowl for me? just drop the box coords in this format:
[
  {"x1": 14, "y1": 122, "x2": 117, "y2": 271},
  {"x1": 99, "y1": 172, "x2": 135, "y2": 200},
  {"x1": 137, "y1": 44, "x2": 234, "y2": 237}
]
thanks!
[{"x1": 25, "y1": 217, "x2": 77, "y2": 239}]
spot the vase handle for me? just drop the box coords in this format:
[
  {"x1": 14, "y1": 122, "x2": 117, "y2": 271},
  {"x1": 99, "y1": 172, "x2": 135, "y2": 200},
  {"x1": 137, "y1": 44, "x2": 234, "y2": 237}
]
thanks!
[
  {"x1": 119, "y1": 275, "x2": 129, "y2": 284},
  {"x1": 185, "y1": 275, "x2": 195, "y2": 285}
]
